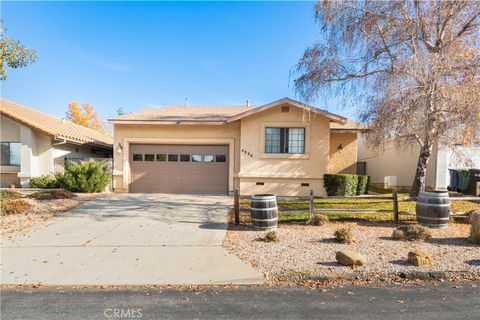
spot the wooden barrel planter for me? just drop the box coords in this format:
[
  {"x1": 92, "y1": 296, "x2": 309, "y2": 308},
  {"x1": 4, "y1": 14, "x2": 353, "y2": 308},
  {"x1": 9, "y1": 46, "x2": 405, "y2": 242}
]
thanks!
[
  {"x1": 416, "y1": 191, "x2": 451, "y2": 229},
  {"x1": 250, "y1": 194, "x2": 278, "y2": 230}
]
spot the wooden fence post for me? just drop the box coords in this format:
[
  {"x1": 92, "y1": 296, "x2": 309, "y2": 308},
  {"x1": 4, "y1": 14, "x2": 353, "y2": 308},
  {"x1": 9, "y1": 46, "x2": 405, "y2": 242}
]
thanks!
[
  {"x1": 392, "y1": 188, "x2": 399, "y2": 223},
  {"x1": 309, "y1": 190, "x2": 314, "y2": 222},
  {"x1": 234, "y1": 188, "x2": 240, "y2": 225}
]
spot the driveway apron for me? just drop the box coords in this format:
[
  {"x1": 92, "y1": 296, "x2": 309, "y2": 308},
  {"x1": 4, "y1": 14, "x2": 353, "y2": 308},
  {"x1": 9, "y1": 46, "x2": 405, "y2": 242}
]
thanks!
[{"x1": 1, "y1": 194, "x2": 263, "y2": 285}]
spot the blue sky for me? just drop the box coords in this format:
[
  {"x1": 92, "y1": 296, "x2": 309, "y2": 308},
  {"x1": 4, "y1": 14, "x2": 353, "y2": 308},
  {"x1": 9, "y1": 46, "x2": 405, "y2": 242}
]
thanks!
[{"x1": 1, "y1": 1, "x2": 355, "y2": 121}]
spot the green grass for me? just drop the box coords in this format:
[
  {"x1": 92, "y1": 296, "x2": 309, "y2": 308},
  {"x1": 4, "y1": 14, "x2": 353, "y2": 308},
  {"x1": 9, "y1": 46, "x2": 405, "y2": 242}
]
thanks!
[
  {"x1": 234, "y1": 210, "x2": 416, "y2": 225},
  {"x1": 236, "y1": 193, "x2": 479, "y2": 225}
]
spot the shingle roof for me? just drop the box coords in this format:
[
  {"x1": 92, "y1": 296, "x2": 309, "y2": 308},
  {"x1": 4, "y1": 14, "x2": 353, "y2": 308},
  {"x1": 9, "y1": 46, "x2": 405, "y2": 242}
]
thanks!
[
  {"x1": 0, "y1": 98, "x2": 113, "y2": 148},
  {"x1": 109, "y1": 97, "x2": 347, "y2": 125},
  {"x1": 112, "y1": 105, "x2": 255, "y2": 123}
]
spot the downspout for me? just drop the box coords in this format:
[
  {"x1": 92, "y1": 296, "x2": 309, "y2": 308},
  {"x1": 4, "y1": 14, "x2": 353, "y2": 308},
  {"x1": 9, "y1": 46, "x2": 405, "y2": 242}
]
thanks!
[{"x1": 52, "y1": 138, "x2": 67, "y2": 146}]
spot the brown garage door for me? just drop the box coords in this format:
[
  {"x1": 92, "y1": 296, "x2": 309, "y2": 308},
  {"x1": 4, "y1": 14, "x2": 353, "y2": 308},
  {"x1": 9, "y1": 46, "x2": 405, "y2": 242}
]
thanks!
[{"x1": 129, "y1": 144, "x2": 229, "y2": 194}]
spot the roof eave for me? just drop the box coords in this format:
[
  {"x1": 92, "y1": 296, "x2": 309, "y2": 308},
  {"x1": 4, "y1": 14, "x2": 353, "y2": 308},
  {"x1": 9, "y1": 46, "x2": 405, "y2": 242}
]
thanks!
[
  {"x1": 108, "y1": 120, "x2": 228, "y2": 125},
  {"x1": 330, "y1": 129, "x2": 368, "y2": 133}
]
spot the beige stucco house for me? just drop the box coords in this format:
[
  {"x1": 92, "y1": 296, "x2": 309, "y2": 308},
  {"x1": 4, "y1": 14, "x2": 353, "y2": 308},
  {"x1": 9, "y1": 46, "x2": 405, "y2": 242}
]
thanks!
[
  {"x1": 109, "y1": 97, "x2": 364, "y2": 196},
  {"x1": 0, "y1": 99, "x2": 113, "y2": 187},
  {"x1": 358, "y1": 135, "x2": 480, "y2": 191}
]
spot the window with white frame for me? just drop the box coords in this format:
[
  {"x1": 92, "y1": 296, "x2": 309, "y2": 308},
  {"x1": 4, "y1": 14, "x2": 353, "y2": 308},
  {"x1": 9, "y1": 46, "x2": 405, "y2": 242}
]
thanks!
[{"x1": 264, "y1": 127, "x2": 305, "y2": 154}]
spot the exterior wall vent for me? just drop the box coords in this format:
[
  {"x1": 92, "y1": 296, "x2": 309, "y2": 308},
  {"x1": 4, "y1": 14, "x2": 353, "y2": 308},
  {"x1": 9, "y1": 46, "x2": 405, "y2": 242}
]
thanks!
[{"x1": 281, "y1": 106, "x2": 289, "y2": 113}]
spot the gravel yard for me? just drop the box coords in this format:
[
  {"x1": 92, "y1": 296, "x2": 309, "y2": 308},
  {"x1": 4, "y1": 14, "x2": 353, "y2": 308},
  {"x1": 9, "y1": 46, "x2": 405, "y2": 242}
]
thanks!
[
  {"x1": 1, "y1": 193, "x2": 97, "y2": 236},
  {"x1": 223, "y1": 221, "x2": 480, "y2": 283}
]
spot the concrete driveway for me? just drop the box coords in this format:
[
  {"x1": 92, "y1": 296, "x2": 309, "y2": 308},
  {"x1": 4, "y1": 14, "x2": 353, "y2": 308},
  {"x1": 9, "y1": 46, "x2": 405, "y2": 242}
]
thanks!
[{"x1": 1, "y1": 194, "x2": 263, "y2": 285}]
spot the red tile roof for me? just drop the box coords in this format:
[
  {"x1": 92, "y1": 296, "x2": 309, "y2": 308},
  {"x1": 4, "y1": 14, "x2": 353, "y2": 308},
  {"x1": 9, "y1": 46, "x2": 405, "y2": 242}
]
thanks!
[{"x1": 1, "y1": 98, "x2": 112, "y2": 148}]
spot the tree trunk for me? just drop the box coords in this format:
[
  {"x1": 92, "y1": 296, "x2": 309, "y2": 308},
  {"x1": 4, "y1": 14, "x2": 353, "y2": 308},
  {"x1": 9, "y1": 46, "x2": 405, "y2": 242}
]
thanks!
[{"x1": 410, "y1": 143, "x2": 433, "y2": 198}]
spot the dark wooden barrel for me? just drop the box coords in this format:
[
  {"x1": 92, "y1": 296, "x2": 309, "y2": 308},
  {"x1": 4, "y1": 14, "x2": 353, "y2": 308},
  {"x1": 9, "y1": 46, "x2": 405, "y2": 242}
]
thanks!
[
  {"x1": 416, "y1": 191, "x2": 450, "y2": 229},
  {"x1": 250, "y1": 194, "x2": 278, "y2": 230}
]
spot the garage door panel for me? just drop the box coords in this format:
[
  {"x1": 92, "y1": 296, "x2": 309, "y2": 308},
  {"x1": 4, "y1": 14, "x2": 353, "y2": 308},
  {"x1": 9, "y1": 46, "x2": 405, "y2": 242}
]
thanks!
[{"x1": 129, "y1": 144, "x2": 228, "y2": 194}]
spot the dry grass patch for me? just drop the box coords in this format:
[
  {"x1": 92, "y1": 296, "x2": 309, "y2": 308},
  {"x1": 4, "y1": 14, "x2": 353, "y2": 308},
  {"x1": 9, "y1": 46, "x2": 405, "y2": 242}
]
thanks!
[{"x1": 28, "y1": 189, "x2": 76, "y2": 200}]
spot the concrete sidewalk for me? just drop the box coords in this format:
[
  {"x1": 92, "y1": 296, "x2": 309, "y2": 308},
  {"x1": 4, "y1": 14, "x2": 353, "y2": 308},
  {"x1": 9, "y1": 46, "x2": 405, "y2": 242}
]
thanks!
[{"x1": 1, "y1": 194, "x2": 263, "y2": 285}]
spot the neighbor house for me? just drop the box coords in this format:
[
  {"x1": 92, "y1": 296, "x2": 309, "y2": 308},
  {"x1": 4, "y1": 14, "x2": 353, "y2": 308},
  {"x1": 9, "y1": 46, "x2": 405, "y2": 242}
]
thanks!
[
  {"x1": 358, "y1": 135, "x2": 480, "y2": 191},
  {"x1": 0, "y1": 99, "x2": 113, "y2": 187},
  {"x1": 109, "y1": 97, "x2": 364, "y2": 196}
]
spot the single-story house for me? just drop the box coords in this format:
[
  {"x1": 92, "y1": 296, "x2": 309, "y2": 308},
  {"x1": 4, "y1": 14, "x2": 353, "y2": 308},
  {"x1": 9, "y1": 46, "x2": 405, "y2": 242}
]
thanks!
[
  {"x1": 109, "y1": 97, "x2": 364, "y2": 196},
  {"x1": 0, "y1": 99, "x2": 113, "y2": 187},
  {"x1": 358, "y1": 136, "x2": 480, "y2": 191}
]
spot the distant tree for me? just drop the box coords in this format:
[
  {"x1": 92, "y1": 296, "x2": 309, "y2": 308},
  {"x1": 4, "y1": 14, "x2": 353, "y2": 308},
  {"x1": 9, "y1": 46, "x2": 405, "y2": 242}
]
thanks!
[
  {"x1": 293, "y1": 0, "x2": 480, "y2": 197},
  {"x1": 116, "y1": 107, "x2": 126, "y2": 116},
  {"x1": 66, "y1": 102, "x2": 103, "y2": 131},
  {"x1": 0, "y1": 20, "x2": 37, "y2": 80}
]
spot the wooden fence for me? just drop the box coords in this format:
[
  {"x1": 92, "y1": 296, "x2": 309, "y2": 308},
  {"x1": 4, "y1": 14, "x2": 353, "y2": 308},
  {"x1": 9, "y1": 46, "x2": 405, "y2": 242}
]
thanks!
[
  {"x1": 234, "y1": 189, "x2": 403, "y2": 225},
  {"x1": 233, "y1": 189, "x2": 474, "y2": 225}
]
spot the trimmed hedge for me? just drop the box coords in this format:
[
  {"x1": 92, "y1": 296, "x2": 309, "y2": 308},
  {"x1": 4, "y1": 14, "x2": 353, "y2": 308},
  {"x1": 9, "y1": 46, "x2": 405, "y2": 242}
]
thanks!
[
  {"x1": 356, "y1": 175, "x2": 370, "y2": 195},
  {"x1": 324, "y1": 174, "x2": 370, "y2": 196}
]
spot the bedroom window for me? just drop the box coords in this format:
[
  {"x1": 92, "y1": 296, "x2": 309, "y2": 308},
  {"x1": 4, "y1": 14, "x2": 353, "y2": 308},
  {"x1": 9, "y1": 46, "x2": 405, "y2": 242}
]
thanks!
[
  {"x1": 265, "y1": 127, "x2": 305, "y2": 154},
  {"x1": 0, "y1": 142, "x2": 21, "y2": 166}
]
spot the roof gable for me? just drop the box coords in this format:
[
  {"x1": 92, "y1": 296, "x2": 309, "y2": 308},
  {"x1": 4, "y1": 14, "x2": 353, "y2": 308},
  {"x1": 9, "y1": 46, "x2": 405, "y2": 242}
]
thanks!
[
  {"x1": 0, "y1": 99, "x2": 113, "y2": 148},
  {"x1": 227, "y1": 98, "x2": 347, "y2": 124}
]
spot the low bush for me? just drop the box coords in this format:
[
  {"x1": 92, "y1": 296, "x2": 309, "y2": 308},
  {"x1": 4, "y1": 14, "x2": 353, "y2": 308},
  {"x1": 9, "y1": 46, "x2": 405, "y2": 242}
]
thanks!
[
  {"x1": 0, "y1": 190, "x2": 24, "y2": 215},
  {"x1": 334, "y1": 227, "x2": 354, "y2": 244},
  {"x1": 1, "y1": 199, "x2": 32, "y2": 215},
  {"x1": 324, "y1": 174, "x2": 370, "y2": 196},
  {"x1": 392, "y1": 224, "x2": 432, "y2": 241},
  {"x1": 0, "y1": 190, "x2": 22, "y2": 200},
  {"x1": 28, "y1": 189, "x2": 76, "y2": 200},
  {"x1": 55, "y1": 160, "x2": 111, "y2": 193},
  {"x1": 310, "y1": 214, "x2": 329, "y2": 226},
  {"x1": 262, "y1": 230, "x2": 278, "y2": 242},
  {"x1": 29, "y1": 175, "x2": 59, "y2": 189}
]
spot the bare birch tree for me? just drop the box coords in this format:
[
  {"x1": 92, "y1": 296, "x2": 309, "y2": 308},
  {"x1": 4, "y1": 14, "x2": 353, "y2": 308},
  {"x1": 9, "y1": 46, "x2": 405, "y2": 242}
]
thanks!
[{"x1": 293, "y1": 0, "x2": 480, "y2": 197}]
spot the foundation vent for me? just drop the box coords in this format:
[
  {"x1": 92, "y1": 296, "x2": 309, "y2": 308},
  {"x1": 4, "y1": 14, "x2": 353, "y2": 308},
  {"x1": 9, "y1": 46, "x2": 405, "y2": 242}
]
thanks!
[
  {"x1": 301, "y1": 183, "x2": 310, "y2": 187},
  {"x1": 256, "y1": 182, "x2": 264, "y2": 186}
]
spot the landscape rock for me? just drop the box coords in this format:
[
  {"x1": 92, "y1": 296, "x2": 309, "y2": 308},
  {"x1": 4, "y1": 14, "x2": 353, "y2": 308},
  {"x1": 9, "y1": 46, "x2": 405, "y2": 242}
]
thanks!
[
  {"x1": 335, "y1": 251, "x2": 367, "y2": 266},
  {"x1": 408, "y1": 248, "x2": 434, "y2": 267},
  {"x1": 469, "y1": 211, "x2": 480, "y2": 244}
]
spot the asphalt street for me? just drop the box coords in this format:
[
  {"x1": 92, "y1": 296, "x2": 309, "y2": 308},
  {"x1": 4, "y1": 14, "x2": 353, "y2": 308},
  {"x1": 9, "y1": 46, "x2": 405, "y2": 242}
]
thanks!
[{"x1": 1, "y1": 281, "x2": 479, "y2": 320}]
